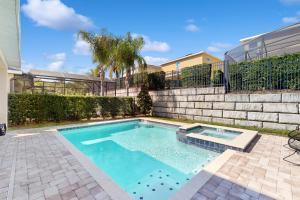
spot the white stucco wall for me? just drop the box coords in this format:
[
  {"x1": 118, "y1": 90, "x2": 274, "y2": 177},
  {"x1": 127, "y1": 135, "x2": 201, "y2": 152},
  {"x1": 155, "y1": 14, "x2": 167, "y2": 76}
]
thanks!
[
  {"x1": 0, "y1": 52, "x2": 8, "y2": 125},
  {"x1": 0, "y1": 0, "x2": 21, "y2": 125}
]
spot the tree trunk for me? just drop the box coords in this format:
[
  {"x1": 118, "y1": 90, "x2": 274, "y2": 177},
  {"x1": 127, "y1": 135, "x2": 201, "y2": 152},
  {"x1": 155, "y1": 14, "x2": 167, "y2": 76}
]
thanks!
[
  {"x1": 125, "y1": 68, "x2": 131, "y2": 96},
  {"x1": 99, "y1": 69, "x2": 104, "y2": 96}
]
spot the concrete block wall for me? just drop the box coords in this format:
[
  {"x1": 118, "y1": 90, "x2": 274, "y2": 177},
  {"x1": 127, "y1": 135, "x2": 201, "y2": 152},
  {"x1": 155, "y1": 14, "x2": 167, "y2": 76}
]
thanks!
[
  {"x1": 106, "y1": 87, "x2": 141, "y2": 97},
  {"x1": 150, "y1": 87, "x2": 300, "y2": 131}
]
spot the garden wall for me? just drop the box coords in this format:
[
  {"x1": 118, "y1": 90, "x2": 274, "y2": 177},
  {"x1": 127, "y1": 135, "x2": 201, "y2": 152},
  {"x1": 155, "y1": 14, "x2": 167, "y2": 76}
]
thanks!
[
  {"x1": 150, "y1": 87, "x2": 300, "y2": 130},
  {"x1": 106, "y1": 87, "x2": 141, "y2": 97}
]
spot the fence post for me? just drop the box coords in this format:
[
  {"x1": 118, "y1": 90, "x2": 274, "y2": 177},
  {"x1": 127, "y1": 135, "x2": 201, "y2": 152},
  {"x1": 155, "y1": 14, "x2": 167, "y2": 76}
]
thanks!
[
  {"x1": 105, "y1": 82, "x2": 108, "y2": 96},
  {"x1": 115, "y1": 82, "x2": 117, "y2": 97},
  {"x1": 224, "y1": 55, "x2": 229, "y2": 93},
  {"x1": 63, "y1": 79, "x2": 66, "y2": 95}
]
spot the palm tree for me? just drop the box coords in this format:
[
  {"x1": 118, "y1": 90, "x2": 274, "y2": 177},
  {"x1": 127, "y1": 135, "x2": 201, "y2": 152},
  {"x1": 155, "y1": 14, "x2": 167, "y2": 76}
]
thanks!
[
  {"x1": 114, "y1": 32, "x2": 147, "y2": 95},
  {"x1": 80, "y1": 31, "x2": 147, "y2": 96},
  {"x1": 79, "y1": 30, "x2": 115, "y2": 96}
]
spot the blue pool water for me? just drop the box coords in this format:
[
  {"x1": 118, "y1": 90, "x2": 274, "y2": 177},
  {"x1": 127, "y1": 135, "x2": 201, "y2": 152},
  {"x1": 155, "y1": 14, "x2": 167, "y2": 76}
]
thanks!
[
  {"x1": 188, "y1": 127, "x2": 241, "y2": 140},
  {"x1": 60, "y1": 120, "x2": 220, "y2": 200}
]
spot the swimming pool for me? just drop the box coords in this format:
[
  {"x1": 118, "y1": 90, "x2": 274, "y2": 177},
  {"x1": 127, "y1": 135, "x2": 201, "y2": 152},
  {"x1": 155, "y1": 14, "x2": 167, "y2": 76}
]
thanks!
[
  {"x1": 188, "y1": 126, "x2": 241, "y2": 140},
  {"x1": 59, "y1": 120, "x2": 220, "y2": 200}
]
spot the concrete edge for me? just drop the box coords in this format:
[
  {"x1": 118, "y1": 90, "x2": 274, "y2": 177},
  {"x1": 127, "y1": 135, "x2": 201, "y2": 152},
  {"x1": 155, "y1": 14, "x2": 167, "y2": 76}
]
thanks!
[{"x1": 169, "y1": 149, "x2": 235, "y2": 200}]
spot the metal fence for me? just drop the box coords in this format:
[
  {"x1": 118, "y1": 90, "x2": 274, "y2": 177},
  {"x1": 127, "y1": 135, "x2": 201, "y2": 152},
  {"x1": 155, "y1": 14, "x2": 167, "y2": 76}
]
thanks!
[
  {"x1": 227, "y1": 54, "x2": 300, "y2": 92},
  {"x1": 107, "y1": 62, "x2": 225, "y2": 92},
  {"x1": 163, "y1": 62, "x2": 225, "y2": 89},
  {"x1": 114, "y1": 73, "x2": 148, "y2": 90},
  {"x1": 10, "y1": 73, "x2": 114, "y2": 96}
]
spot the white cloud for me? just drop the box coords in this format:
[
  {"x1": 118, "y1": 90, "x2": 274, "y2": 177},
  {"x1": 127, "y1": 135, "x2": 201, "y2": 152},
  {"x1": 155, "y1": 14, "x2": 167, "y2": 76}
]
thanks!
[
  {"x1": 144, "y1": 56, "x2": 169, "y2": 65},
  {"x1": 185, "y1": 24, "x2": 200, "y2": 32},
  {"x1": 21, "y1": 0, "x2": 94, "y2": 30},
  {"x1": 21, "y1": 60, "x2": 35, "y2": 72},
  {"x1": 282, "y1": 14, "x2": 300, "y2": 24},
  {"x1": 47, "y1": 53, "x2": 66, "y2": 71},
  {"x1": 133, "y1": 34, "x2": 170, "y2": 52},
  {"x1": 185, "y1": 19, "x2": 200, "y2": 32},
  {"x1": 280, "y1": 0, "x2": 300, "y2": 5},
  {"x1": 282, "y1": 11, "x2": 300, "y2": 24},
  {"x1": 186, "y1": 19, "x2": 195, "y2": 23},
  {"x1": 68, "y1": 67, "x2": 90, "y2": 75},
  {"x1": 207, "y1": 42, "x2": 233, "y2": 53},
  {"x1": 282, "y1": 17, "x2": 299, "y2": 23},
  {"x1": 73, "y1": 35, "x2": 91, "y2": 56}
]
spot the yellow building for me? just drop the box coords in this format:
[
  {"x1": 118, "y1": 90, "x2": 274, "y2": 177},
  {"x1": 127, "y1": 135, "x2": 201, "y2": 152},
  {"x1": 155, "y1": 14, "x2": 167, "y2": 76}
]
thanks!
[
  {"x1": 160, "y1": 51, "x2": 221, "y2": 72},
  {"x1": 145, "y1": 64, "x2": 162, "y2": 73},
  {"x1": 135, "y1": 64, "x2": 161, "y2": 74}
]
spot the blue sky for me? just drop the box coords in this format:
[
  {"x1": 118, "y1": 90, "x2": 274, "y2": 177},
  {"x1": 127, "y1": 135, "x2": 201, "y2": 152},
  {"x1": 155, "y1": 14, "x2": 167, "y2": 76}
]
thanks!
[{"x1": 20, "y1": 0, "x2": 300, "y2": 74}]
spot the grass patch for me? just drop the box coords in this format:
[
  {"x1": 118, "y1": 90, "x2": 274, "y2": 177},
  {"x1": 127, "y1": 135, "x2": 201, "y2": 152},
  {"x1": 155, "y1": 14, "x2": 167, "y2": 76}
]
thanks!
[
  {"x1": 149, "y1": 116, "x2": 290, "y2": 137},
  {"x1": 8, "y1": 116, "x2": 136, "y2": 131}
]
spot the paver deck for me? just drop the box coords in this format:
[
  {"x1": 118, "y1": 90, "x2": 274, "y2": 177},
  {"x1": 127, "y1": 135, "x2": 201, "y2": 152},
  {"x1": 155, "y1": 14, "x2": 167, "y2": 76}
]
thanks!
[
  {"x1": 0, "y1": 129, "x2": 111, "y2": 200},
  {"x1": 0, "y1": 126, "x2": 299, "y2": 200},
  {"x1": 192, "y1": 135, "x2": 300, "y2": 200}
]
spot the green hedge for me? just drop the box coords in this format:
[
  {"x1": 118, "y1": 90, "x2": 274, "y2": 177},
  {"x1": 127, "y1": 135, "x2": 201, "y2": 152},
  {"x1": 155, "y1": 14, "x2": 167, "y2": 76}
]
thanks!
[
  {"x1": 8, "y1": 94, "x2": 134, "y2": 125},
  {"x1": 147, "y1": 71, "x2": 166, "y2": 90},
  {"x1": 181, "y1": 64, "x2": 212, "y2": 87},
  {"x1": 228, "y1": 53, "x2": 300, "y2": 91}
]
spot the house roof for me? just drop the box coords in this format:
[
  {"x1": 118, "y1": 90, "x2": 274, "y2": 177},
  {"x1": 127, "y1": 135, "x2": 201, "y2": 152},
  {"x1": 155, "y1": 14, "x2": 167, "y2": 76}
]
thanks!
[
  {"x1": 147, "y1": 64, "x2": 161, "y2": 69},
  {"x1": 8, "y1": 66, "x2": 22, "y2": 74},
  {"x1": 28, "y1": 69, "x2": 113, "y2": 82},
  {"x1": 239, "y1": 33, "x2": 267, "y2": 44},
  {"x1": 160, "y1": 51, "x2": 220, "y2": 66}
]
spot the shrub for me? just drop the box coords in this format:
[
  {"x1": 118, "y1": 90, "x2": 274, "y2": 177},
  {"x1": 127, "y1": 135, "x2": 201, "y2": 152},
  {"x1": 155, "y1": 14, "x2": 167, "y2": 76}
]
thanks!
[
  {"x1": 97, "y1": 97, "x2": 111, "y2": 119},
  {"x1": 181, "y1": 64, "x2": 212, "y2": 87},
  {"x1": 8, "y1": 94, "x2": 134, "y2": 125},
  {"x1": 137, "y1": 85, "x2": 152, "y2": 115},
  {"x1": 120, "y1": 97, "x2": 134, "y2": 116},
  {"x1": 109, "y1": 97, "x2": 122, "y2": 118},
  {"x1": 147, "y1": 71, "x2": 166, "y2": 90},
  {"x1": 228, "y1": 53, "x2": 300, "y2": 91}
]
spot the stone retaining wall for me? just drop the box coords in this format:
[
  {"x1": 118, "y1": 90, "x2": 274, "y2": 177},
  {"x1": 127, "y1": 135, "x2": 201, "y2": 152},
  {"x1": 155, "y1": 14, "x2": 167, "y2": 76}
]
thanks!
[
  {"x1": 106, "y1": 87, "x2": 141, "y2": 97},
  {"x1": 149, "y1": 87, "x2": 300, "y2": 130}
]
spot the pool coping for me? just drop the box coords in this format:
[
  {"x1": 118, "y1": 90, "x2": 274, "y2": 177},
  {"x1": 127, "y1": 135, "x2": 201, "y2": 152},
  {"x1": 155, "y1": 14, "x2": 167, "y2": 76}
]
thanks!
[
  {"x1": 180, "y1": 123, "x2": 258, "y2": 151},
  {"x1": 50, "y1": 118, "x2": 236, "y2": 200}
]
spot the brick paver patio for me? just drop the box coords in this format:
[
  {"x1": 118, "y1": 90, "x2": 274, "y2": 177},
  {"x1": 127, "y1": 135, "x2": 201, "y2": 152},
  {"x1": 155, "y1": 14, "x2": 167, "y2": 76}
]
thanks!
[
  {"x1": 0, "y1": 129, "x2": 111, "y2": 200},
  {"x1": 193, "y1": 135, "x2": 300, "y2": 200},
  {"x1": 0, "y1": 127, "x2": 299, "y2": 200}
]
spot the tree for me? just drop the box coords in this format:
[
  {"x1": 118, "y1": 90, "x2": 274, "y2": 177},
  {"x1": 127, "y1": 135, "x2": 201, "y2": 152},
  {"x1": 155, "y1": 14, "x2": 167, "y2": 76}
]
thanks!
[
  {"x1": 79, "y1": 30, "x2": 116, "y2": 96},
  {"x1": 80, "y1": 31, "x2": 147, "y2": 96},
  {"x1": 114, "y1": 33, "x2": 147, "y2": 96}
]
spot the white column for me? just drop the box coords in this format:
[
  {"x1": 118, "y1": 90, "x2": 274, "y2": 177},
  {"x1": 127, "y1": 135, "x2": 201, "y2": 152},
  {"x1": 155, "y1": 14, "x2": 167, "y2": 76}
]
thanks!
[{"x1": 0, "y1": 61, "x2": 8, "y2": 125}]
